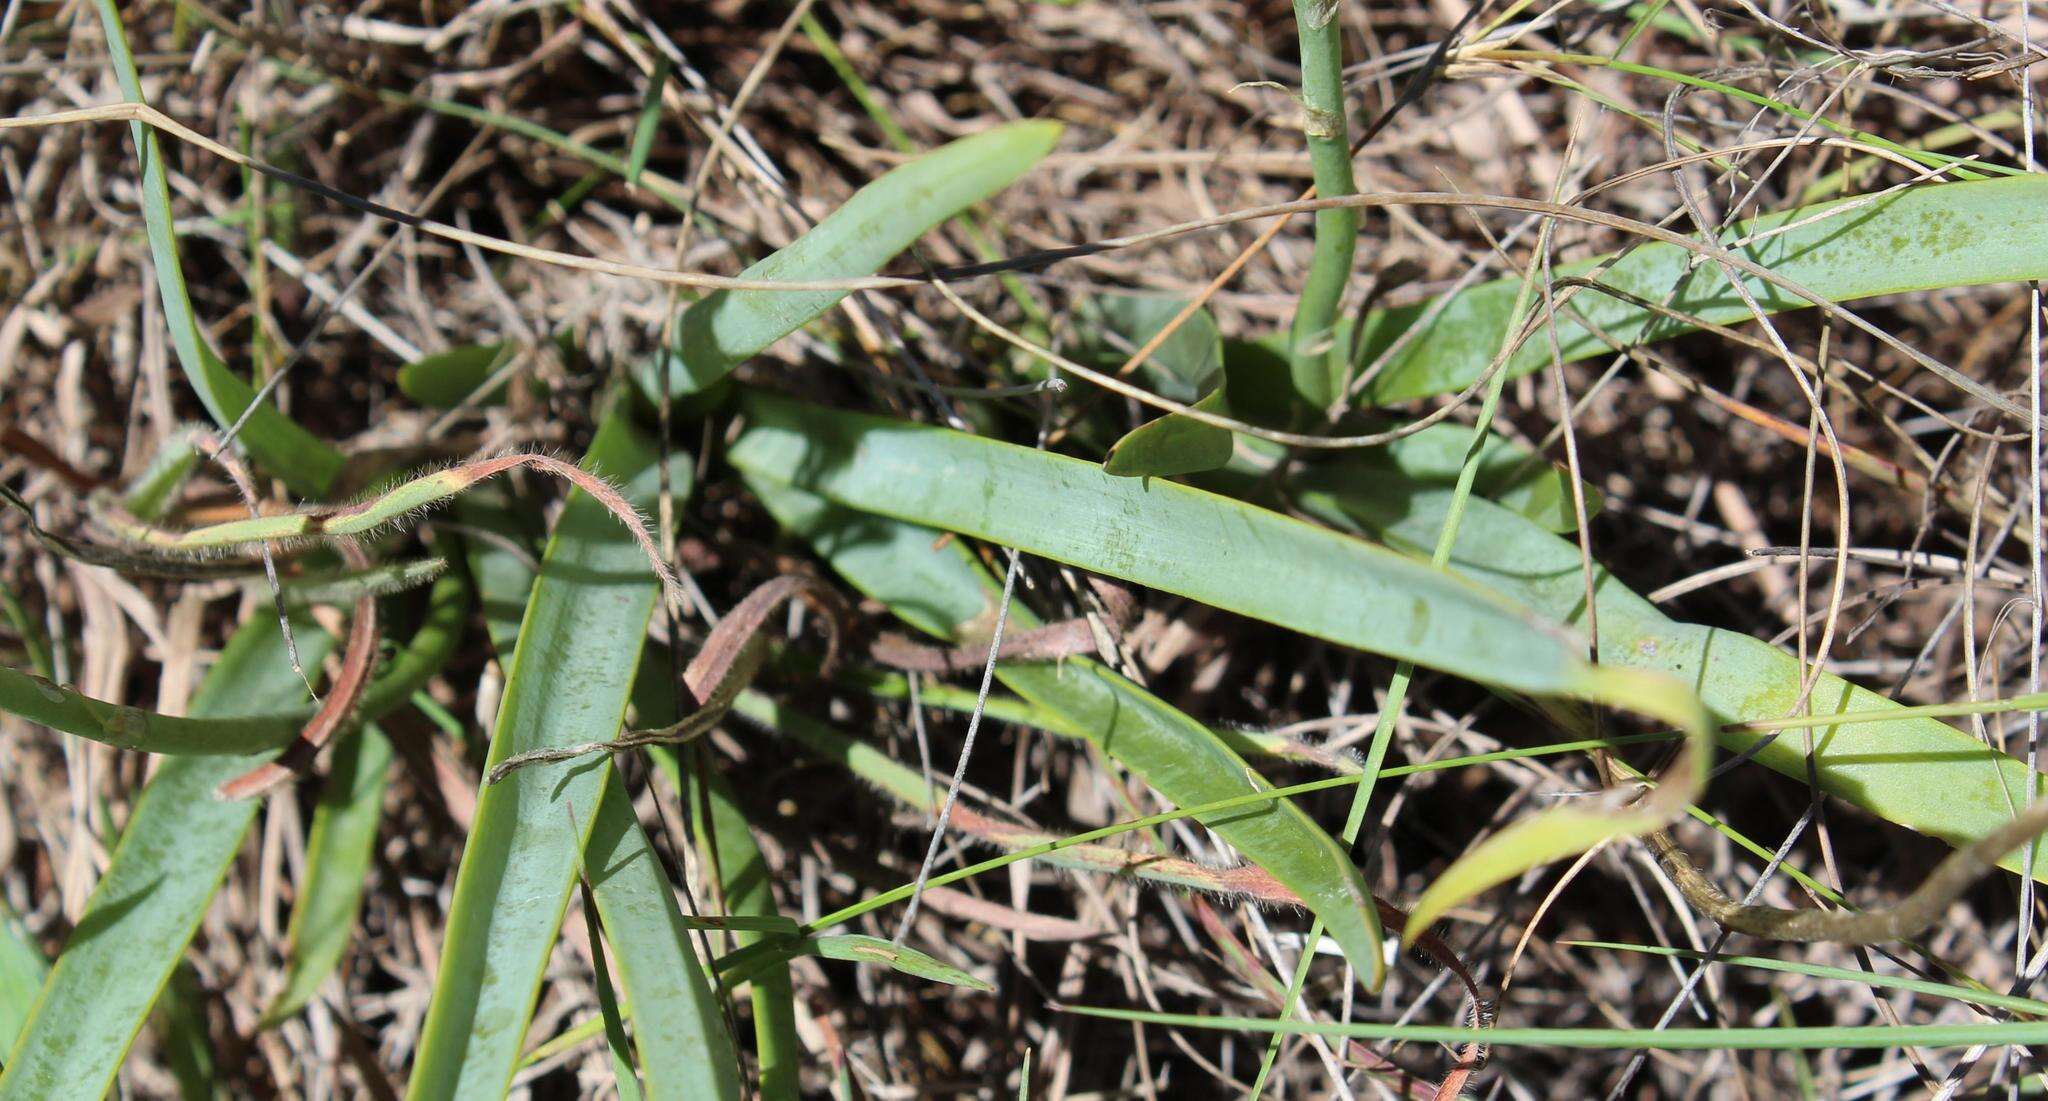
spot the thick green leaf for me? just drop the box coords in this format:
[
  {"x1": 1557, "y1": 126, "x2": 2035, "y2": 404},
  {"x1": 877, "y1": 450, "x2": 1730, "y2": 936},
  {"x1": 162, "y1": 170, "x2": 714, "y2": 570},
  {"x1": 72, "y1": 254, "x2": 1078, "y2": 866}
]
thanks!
[
  {"x1": 397, "y1": 343, "x2": 515, "y2": 408},
  {"x1": 729, "y1": 389, "x2": 1597, "y2": 698},
  {"x1": 0, "y1": 616, "x2": 331, "y2": 1101},
  {"x1": 634, "y1": 120, "x2": 1061, "y2": 400},
  {"x1": 1308, "y1": 480, "x2": 2048, "y2": 878},
  {"x1": 259, "y1": 724, "x2": 393, "y2": 1029},
  {"x1": 1104, "y1": 389, "x2": 1235, "y2": 478},
  {"x1": 407, "y1": 405, "x2": 678, "y2": 1099},
  {"x1": 743, "y1": 475, "x2": 1389, "y2": 988},
  {"x1": 584, "y1": 773, "x2": 743, "y2": 1100},
  {"x1": 0, "y1": 566, "x2": 466, "y2": 1101},
  {"x1": 0, "y1": 900, "x2": 46, "y2": 1054},
  {"x1": 1073, "y1": 294, "x2": 1224, "y2": 403},
  {"x1": 90, "y1": 0, "x2": 344, "y2": 497},
  {"x1": 1356, "y1": 175, "x2": 2048, "y2": 405}
]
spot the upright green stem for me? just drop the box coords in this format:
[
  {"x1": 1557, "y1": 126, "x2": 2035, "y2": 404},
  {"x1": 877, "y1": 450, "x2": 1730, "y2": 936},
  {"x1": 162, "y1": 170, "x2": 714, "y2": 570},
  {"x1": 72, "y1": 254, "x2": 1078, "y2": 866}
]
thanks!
[{"x1": 1287, "y1": 0, "x2": 1359, "y2": 414}]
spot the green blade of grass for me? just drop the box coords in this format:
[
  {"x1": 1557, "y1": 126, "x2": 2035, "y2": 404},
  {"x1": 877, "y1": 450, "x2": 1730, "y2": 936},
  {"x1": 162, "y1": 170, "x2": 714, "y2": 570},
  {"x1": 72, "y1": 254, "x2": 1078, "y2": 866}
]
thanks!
[
  {"x1": 575, "y1": 875, "x2": 645, "y2": 1101},
  {"x1": 743, "y1": 475, "x2": 1390, "y2": 988},
  {"x1": 729, "y1": 389, "x2": 1598, "y2": 698},
  {"x1": 258, "y1": 724, "x2": 394, "y2": 1029},
  {"x1": 90, "y1": 0, "x2": 343, "y2": 497},
  {"x1": 722, "y1": 934, "x2": 990, "y2": 991},
  {"x1": 406, "y1": 402, "x2": 679, "y2": 1100},
  {"x1": 1060, "y1": 1004, "x2": 2048, "y2": 1050},
  {"x1": 1356, "y1": 175, "x2": 2048, "y2": 405},
  {"x1": 634, "y1": 120, "x2": 1060, "y2": 400},
  {"x1": 0, "y1": 615, "x2": 333, "y2": 1101},
  {"x1": 1564, "y1": 941, "x2": 2048, "y2": 1017},
  {"x1": 663, "y1": 754, "x2": 803, "y2": 1101}
]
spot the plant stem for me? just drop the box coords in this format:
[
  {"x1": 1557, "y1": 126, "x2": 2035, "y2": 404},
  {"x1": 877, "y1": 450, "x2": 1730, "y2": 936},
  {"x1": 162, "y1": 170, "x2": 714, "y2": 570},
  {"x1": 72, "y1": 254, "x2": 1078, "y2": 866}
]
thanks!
[{"x1": 1287, "y1": 0, "x2": 1358, "y2": 414}]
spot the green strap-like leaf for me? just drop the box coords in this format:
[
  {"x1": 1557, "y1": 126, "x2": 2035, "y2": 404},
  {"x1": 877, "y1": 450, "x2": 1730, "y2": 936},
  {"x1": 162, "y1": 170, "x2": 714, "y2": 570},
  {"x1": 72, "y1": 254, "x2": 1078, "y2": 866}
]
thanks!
[
  {"x1": 635, "y1": 121, "x2": 1061, "y2": 400},
  {"x1": 584, "y1": 772, "x2": 743, "y2": 1100},
  {"x1": 406, "y1": 404, "x2": 677, "y2": 1099},
  {"x1": 0, "y1": 900, "x2": 46, "y2": 1054},
  {"x1": 728, "y1": 389, "x2": 1598, "y2": 698},
  {"x1": 457, "y1": 471, "x2": 741, "y2": 1101},
  {"x1": 743, "y1": 475, "x2": 1389, "y2": 988},
  {"x1": 258, "y1": 724, "x2": 394, "y2": 1029},
  {"x1": 1355, "y1": 175, "x2": 2048, "y2": 405},
  {"x1": 1302, "y1": 477, "x2": 2048, "y2": 878}
]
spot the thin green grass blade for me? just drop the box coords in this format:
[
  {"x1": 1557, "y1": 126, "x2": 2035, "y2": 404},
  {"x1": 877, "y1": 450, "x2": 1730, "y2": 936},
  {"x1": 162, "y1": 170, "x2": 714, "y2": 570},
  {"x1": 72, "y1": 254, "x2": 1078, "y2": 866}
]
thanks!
[
  {"x1": 406, "y1": 404, "x2": 677, "y2": 1100},
  {"x1": 1061, "y1": 1004, "x2": 2048, "y2": 1050},
  {"x1": 743, "y1": 475, "x2": 1390, "y2": 988},
  {"x1": 1356, "y1": 175, "x2": 2048, "y2": 405},
  {"x1": 723, "y1": 935, "x2": 990, "y2": 991},
  {"x1": 634, "y1": 121, "x2": 1060, "y2": 399},
  {"x1": 258, "y1": 724, "x2": 394, "y2": 1029},
  {"x1": 89, "y1": 0, "x2": 343, "y2": 497},
  {"x1": 584, "y1": 773, "x2": 743, "y2": 1101},
  {"x1": 1565, "y1": 941, "x2": 2048, "y2": 1017},
  {"x1": 664, "y1": 754, "x2": 803, "y2": 1101},
  {"x1": 729, "y1": 389, "x2": 1599, "y2": 698},
  {"x1": 574, "y1": 877, "x2": 645, "y2": 1101},
  {"x1": 624, "y1": 58, "x2": 672, "y2": 189},
  {"x1": 0, "y1": 616, "x2": 333, "y2": 1101}
]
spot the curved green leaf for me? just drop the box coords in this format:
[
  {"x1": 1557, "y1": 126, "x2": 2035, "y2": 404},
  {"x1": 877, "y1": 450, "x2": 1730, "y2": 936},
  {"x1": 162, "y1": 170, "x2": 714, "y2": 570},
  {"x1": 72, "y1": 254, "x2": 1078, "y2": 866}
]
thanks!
[
  {"x1": 1296, "y1": 478, "x2": 2048, "y2": 879},
  {"x1": 0, "y1": 570, "x2": 470, "y2": 756},
  {"x1": 90, "y1": 0, "x2": 344, "y2": 497},
  {"x1": 259, "y1": 724, "x2": 393, "y2": 1029},
  {"x1": 729, "y1": 389, "x2": 1597, "y2": 698},
  {"x1": 397, "y1": 343, "x2": 515, "y2": 408},
  {"x1": 744, "y1": 475, "x2": 1390, "y2": 988},
  {"x1": 1356, "y1": 175, "x2": 2048, "y2": 405},
  {"x1": 637, "y1": 120, "x2": 1061, "y2": 400}
]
